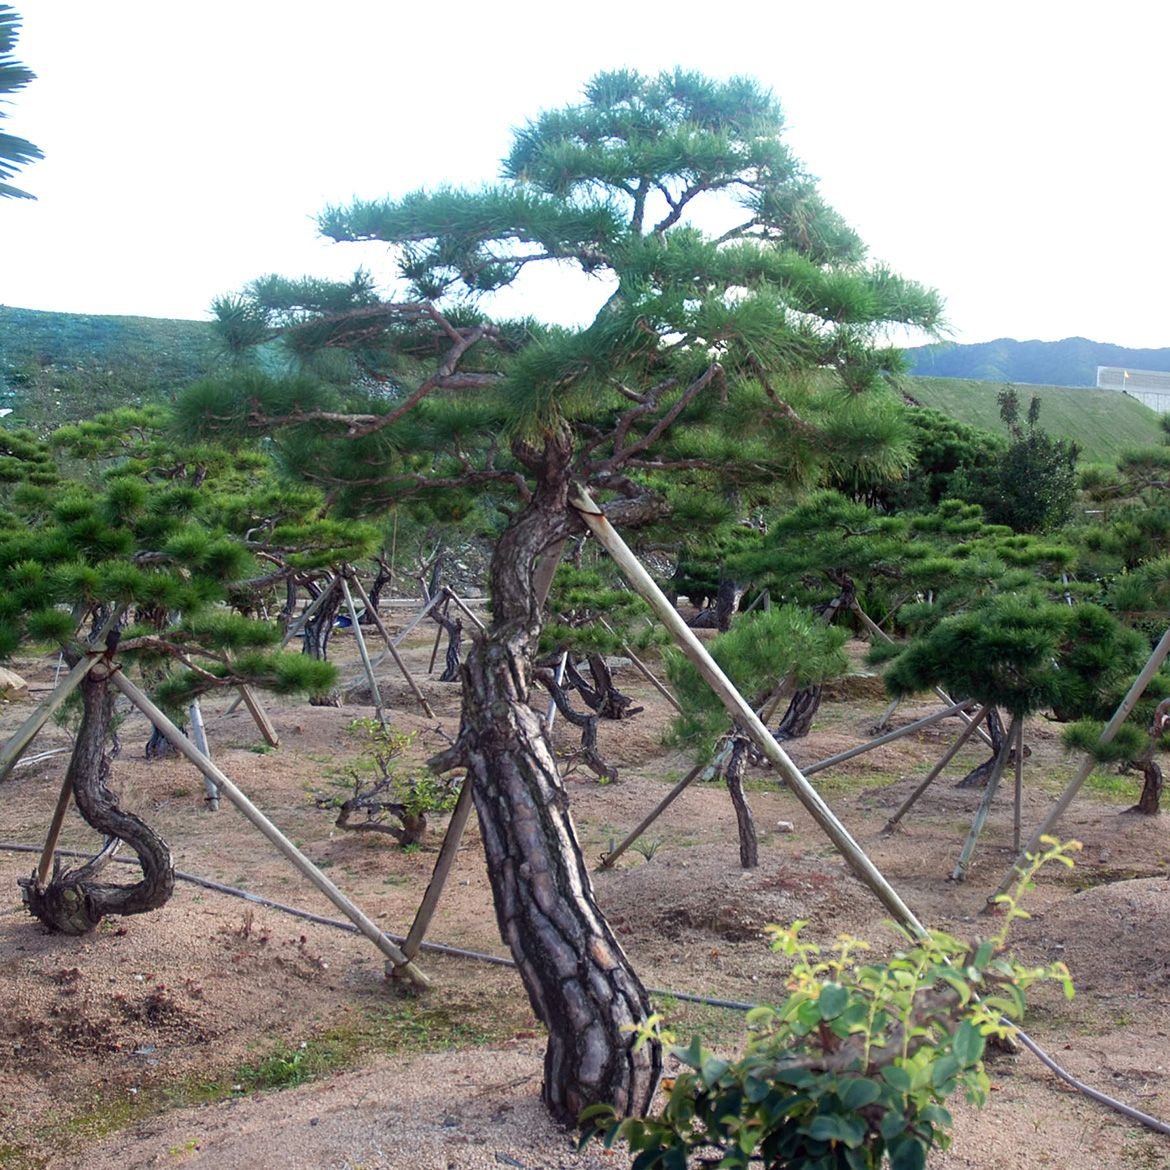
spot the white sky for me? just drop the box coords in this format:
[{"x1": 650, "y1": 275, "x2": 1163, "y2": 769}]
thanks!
[{"x1": 3, "y1": 0, "x2": 1169, "y2": 348}]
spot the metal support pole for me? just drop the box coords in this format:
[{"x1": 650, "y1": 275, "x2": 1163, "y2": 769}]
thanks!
[
  {"x1": 187, "y1": 699, "x2": 219, "y2": 810},
  {"x1": 571, "y1": 484, "x2": 927, "y2": 936},
  {"x1": 108, "y1": 670, "x2": 429, "y2": 988}
]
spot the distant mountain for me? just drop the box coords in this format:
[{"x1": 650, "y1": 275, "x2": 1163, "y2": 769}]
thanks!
[{"x1": 904, "y1": 337, "x2": 1170, "y2": 388}]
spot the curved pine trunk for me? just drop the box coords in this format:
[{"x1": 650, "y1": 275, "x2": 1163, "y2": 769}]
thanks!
[
  {"x1": 445, "y1": 433, "x2": 660, "y2": 1124},
  {"x1": 21, "y1": 671, "x2": 174, "y2": 933},
  {"x1": 725, "y1": 736, "x2": 759, "y2": 868}
]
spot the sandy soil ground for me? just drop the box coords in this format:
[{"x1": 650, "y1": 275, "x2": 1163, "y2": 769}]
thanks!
[{"x1": 2, "y1": 615, "x2": 1169, "y2": 1169}]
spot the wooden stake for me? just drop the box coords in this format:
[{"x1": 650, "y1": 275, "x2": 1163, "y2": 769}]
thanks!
[
  {"x1": 989, "y1": 622, "x2": 1170, "y2": 902},
  {"x1": 108, "y1": 670, "x2": 429, "y2": 988},
  {"x1": 402, "y1": 777, "x2": 475, "y2": 959},
  {"x1": 1012, "y1": 718, "x2": 1024, "y2": 852},
  {"x1": 36, "y1": 771, "x2": 77, "y2": 887},
  {"x1": 0, "y1": 654, "x2": 101, "y2": 783},
  {"x1": 952, "y1": 715, "x2": 1017, "y2": 882},
  {"x1": 804, "y1": 698, "x2": 976, "y2": 777},
  {"x1": 851, "y1": 601, "x2": 994, "y2": 749},
  {"x1": 884, "y1": 703, "x2": 991, "y2": 832},
  {"x1": 599, "y1": 756, "x2": 711, "y2": 869},
  {"x1": 340, "y1": 574, "x2": 386, "y2": 726},
  {"x1": 598, "y1": 617, "x2": 682, "y2": 714},
  {"x1": 346, "y1": 575, "x2": 435, "y2": 719},
  {"x1": 443, "y1": 588, "x2": 486, "y2": 632},
  {"x1": 571, "y1": 484, "x2": 927, "y2": 937}
]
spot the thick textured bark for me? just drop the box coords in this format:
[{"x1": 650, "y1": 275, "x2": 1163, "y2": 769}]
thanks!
[
  {"x1": 564, "y1": 655, "x2": 642, "y2": 722},
  {"x1": 1134, "y1": 759, "x2": 1163, "y2": 815},
  {"x1": 302, "y1": 579, "x2": 344, "y2": 706},
  {"x1": 20, "y1": 672, "x2": 174, "y2": 933},
  {"x1": 436, "y1": 433, "x2": 660, "y2": 1125},
  {"x1": 724, "y1": 736, "x2": 759, "y2": 868},
  {"x1": 956, "y1": 707, "x2": 1007, "y2": 788},
  {"x1": 429, "y1": 602, "x2": 463, "y2": 682},
  {"x1": 775, "y1": 684, "x2": 823, "y2": 741}
]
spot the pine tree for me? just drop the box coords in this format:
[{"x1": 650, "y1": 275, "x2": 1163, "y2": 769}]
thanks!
[
  {"x1": 183, "y1": 69, "x2": 942, "y2": 1123},
  {"x1": 1, "y1": 410, "x2": 356, "y2": 931}
]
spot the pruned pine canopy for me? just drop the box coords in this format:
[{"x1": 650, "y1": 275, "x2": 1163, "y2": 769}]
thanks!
[{"x1": 188, "y1": 69, "x2": 943, "y2": 521}]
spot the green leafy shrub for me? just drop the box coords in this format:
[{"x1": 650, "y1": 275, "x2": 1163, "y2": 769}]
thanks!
[{"x1": 583, "y1": 840, "x2": 1077, "y2": 1170}]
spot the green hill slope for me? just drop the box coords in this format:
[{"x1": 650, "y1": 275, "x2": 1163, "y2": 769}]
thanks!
[
  {"x1": 0, "y1": 306, "x2": 216, "y2": 427},
  {"x1": 904, "y1": 376, "x2": 1164, "y2": 463}
]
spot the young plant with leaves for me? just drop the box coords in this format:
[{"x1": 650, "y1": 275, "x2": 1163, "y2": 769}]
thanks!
[
  {"x1": 182, "y1": 69, "x2": 943, "y2": 1123},
  {"x1": 582, "y1": 839, "x2": 1077, "y2": 1170}
]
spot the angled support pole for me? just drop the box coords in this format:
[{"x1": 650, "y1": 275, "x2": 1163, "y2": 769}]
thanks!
[
  {"x1": 803, "y1": 698, "x2": 976, "y2": 777},
  {"x1": 571, "y1": 484, "x2": 927, "y2": 936},
  {"x1": 884, "y1": 703, "x2": 992, "y2": 832},
  {"x1": 598, "y1": 617, "x2": 682, "y2": 714},
  {"x1": 989, "y1": 622, "x2": 1170, "y2": 902},
  {"x1": 952, "y1": 714, "x2": 1018, "y2": 882},
  {"x1": 402, "y1": 777, "x2": 475, "y2": 960},
  {"x1": 340, "y1": 573, "x2": 387, "y2": 727},
  {"x1": 0, "y1": 654, "x2": 102, "y2": 783},
  {"x1": 108, "y1": 669, "x2": 429, "y2": 988},
  {"x1": 347, "y1": 574, "x2": 435, "y2": 719}
]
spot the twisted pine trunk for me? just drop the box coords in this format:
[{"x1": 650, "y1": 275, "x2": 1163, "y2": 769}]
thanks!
[
  {"x1": 21, "y1": 671, "x2": 174, "y2": 933},
  {"x1": 438, "y1": 435, "x2": 660, "y2": 1125}
]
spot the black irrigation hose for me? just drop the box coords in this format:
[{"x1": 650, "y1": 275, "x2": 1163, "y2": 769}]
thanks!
[{"x1": 2, "y1": 841, "x2": 1169, "y2": 1137}]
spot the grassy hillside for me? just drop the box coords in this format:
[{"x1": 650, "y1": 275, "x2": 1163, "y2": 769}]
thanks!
[
  {"x1": 0, "y1": 306, "x2": 1162, "y2": 466},
  {"x1": 904, "y1": 376, "x2": 1165, "y2": 464},
  {"x1": 0, "y1": 306, "x2": 217, "y2": 428}
]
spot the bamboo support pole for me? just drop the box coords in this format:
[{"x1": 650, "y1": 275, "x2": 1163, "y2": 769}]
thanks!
[
  {"x1": 545, "y1": 652, "x2": 569, "y2": 729},
  {"x1": 402, "y1": 777, "x2": 475, "y2": 960},
  {"x1": 952, "y1": 715, "x2": 1017, "y2": 882},
  {"x1": 599, "y1": 756, "x2": 713, "y2": 869},
  {"x1": 1012, "y1": 719, "x2": 1024, "y2": 852},
  {"x1": 0, "y1": 654, "x2": 101, "y2": 783},
  {"x1": 598, "y1": 617, "x2": 682, "y2": 714},
  {"x1": 340, "y1": 575, "x2": 386, "y2": 727},
  {"x1": 36, "y1": 771, "x2": 77, "y2": 886},
  {"x1": 443, "y1": 588, "x2": 486, "y2": 632},
  {"x1": 989, "y1": 623, "x2": 1170, "y2": 902},
  {"x1": 108, "y1": 670, "x2": 429, "y2": 988},
  {"x1": 347, "y1": 575, "x2": 435, "y2": 719},
  {"x1": 803, "y1": 698, "x2": 976, "y2": 777},
  {"x1": 851, "y1": 602, "x2": 994, "y2": 749},
  {"x1": 571, "y1": 485, "x2": 927, "y2": 936},
  {"x1": 884, "y1": 703, "x2": 992, "y2": 832},
  {"x1": 187, "y1": 700, "x2": 219, "y2": 810}
]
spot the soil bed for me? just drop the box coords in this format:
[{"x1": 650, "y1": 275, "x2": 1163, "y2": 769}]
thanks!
[{"x1": 1, "y1": 625, "x2": 1168, "y2": 1168}]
